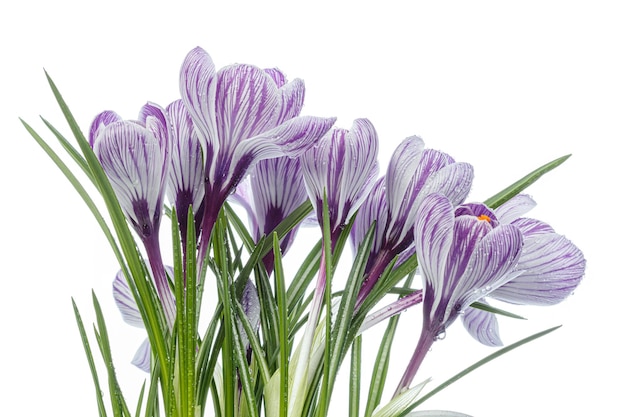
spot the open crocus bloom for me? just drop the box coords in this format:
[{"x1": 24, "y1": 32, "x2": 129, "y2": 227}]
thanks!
[
  {"x1": 461, "y1": 194, "x2": 586, "y2": 346},
  {"x1": 179, "y1": 47, "x2": 336, "y2": 264},
  {"x1": 395, "y1": 193, "x2": 524, "y2": 393}
]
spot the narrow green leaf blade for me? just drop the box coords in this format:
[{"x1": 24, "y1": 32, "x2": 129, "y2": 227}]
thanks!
[{"x1": 484, "y1": 154, "x2": 571, "y2": 208}]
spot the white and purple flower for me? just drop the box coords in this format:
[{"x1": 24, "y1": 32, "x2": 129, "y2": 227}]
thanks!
[
  {"x1": 231, "y1": 156, "x2": 309, "y2": 273},
  {"x1": 91, "y1": 103, "x2": 175, "y2": 325},
  {"x1": 395, "y1": 193, "x2": 524, "y2": 393},
  {"x1": 352, "y1": 136, "x2": 474, "y2": 305},
  {"x1": 300, "y1": 118, "x2": 379, "y2": 246},
  {"x1": 179, "y1": 47, "x2": 336, "y2": 265},
  {"x1": 461, "y1": 194, "x2": 586, "y2": 346},
  {"x1": 165, "y1": 99, "x2": 205, "y2": 246}
]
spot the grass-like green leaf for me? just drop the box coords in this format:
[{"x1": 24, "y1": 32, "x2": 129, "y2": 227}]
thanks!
[
  {"x1": 397, "y1": 325, "x2": 562, "y2": 416},
  {"x1": 41, "y1": 72, "x2": 172, "y2": 402},
  {"x1": 72, "y1": 298, "x2": 108, "y2": 417},
  {"x1": 92, "y1": 291, "x2": 131, "y2": 417},
  {"x1": 272, "y1": 234, "x2": 290, "y2": 417},
  {"x1": 349, "y1": 336, "x2": 362, "y2": 417},
  {"x1": 484, "y1": 154, "x2": 571, "y2": 208},
  {"x1": 470, "y1": 301, "x2": 526, "y2": 320}
]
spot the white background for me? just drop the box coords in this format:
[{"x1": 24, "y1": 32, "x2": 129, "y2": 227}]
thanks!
[{"x1": 1, "y1": 1, "x2": 624, "y2": 416}]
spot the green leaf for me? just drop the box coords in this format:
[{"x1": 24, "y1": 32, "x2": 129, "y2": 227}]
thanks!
[
  {"x1": 41, "y1": 72, "x2": 172, "y2": 400},
  {"x1": 273, "y1": 233, "x2": 290, "y2": 417},
  {"x1": 349, "y1": 336, "x2": 362, "y2": 417},
  {"x1": 92, "y1": 291, "x2": 131, "y2": 417},
  {"x1": 484, "y1": 154, "x2": 571, "y2": 208},
  {"x1": 470, "y1": 301, "x2": 526, "y2": 320},
  {"x1": 397, "y1": 326, "x2": 562, "y2": 416},
  {"x1": 72, "y1": 298, "x2": 108, "y2": 417}
]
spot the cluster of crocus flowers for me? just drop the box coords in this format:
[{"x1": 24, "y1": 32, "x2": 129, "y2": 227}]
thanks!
[{"x1": 77, "y1": 44, "x2": 586, "y2": 416}]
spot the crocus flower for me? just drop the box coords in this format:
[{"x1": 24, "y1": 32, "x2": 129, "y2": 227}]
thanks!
[
  {"x1": 290, "y1": 119, "x2": 378, "y2": 415},
  {"x1": 353, "y1": 136, "x2": 474, "y2": 306},
  {"x1": 231, "y1": 155, "x2": 309, "y2": 274},
  {"x1": 461, "y1": 194, "x2": 586, "y2": 346},
  {"x1": 300, "y1": 118, "x2": 379, "y2": 246},
  {"x1": 179, "y1": 47, "x2": 335, "y2": 268},
  {"x1": 91, "y1": 103, "x2": 176, "y2": 325},
  {"x1": 395, "y1": 193, "x2": 524, "y2": 393}
]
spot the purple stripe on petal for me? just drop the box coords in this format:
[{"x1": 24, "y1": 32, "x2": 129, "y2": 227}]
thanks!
[
  {"x1": 89, "y1": 110, "x2": 121, "y2": 147},
  {"x1": 461, "y1": 304, "x2": 503, "y2": 347},
  {"x1": 112, "y1": 270, "x2": 144, "y2": 328},
  {"x1": 491, "y1": 233, "x2": 585, "y2": 305}
]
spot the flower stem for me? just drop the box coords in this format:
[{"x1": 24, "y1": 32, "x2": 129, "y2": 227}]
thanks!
[
  {"x1": 144, "y1": 234, "x2": 176, "y2": 327},
  {"x1": 394, "y1": 322, "x2": 435, "y2": 396}
]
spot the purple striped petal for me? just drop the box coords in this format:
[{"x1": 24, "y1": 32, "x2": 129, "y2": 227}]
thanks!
[
  {"x1": 179, "y1": 46, "x2": 218, "y2": 170},
  {"x1": 350, "y1": 177, "x2": 388, "y2": 257},
  {"x1": 264, "y1": 68, "x2": 287, "y2": 87},
  {"x1": 94, "y1": 120, "x2": 168, "y2": 238},
  {"x1": 230, "y1": 176, "x2": 260, "y2": 236},
  {"x1": 418, "y1": 162, "x2": 474, "y2": 207},
  {"x1": 450, "y1": 223, "x2": 524, "y2": 314},
  {"x1": 112, "y1": 270, "x2": 143, "y2": 328},
  {"x1": 386, "y1": 140, "x2": 457, "y2": 248},
  {"x1": 415, "y1": 194, "x2": 455, "y2": 319},
  {"x1": 131, "y1": 338, "x2": 151, "y2": 372},
  {"x1": 510, "y1": 217, "x2": 555, "y2": 235},
  {"x1": 415, "y1": 194, "x2": 523, "y2": 328},
  {"x1": 494, "y1": 194, "x2": 537, "y2": 224},
  {"x1": 491, "y1": 233, "x2": 585, "y2": 305},
  {"x1": 166, "y1": 99, "x2": 205, "y2": 213},
  {"x1": 229, "y1": 115, "x2": 335, "y2": 195},
  {"x1": 215, "y1": 64, "x2": 280, "y2": 158},
  {"x1": 89, "y1": 111, "x2": 121, "y2": 147},
  {"x1": 274, "y1": 78, "x2": 305, "y2": 125},
  {"x1": 300, "y1": 118, "x2": 378, "y2": 232},
  {"x1": 461, "y1": 303, "x2": 503, "y2": 347},
  {"x1": 251, "y1": 156, "x2": 308, "y2": 242}
]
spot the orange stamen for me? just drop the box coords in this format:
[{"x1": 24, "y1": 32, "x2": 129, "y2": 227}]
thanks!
[{"x1": 477, "y1": 214, "x2": 491, "y2": 222}]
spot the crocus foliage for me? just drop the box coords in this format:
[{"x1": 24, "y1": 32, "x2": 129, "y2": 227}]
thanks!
[{"x1": 24, "y1": 45, "x2": 585, "y2": 417}]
